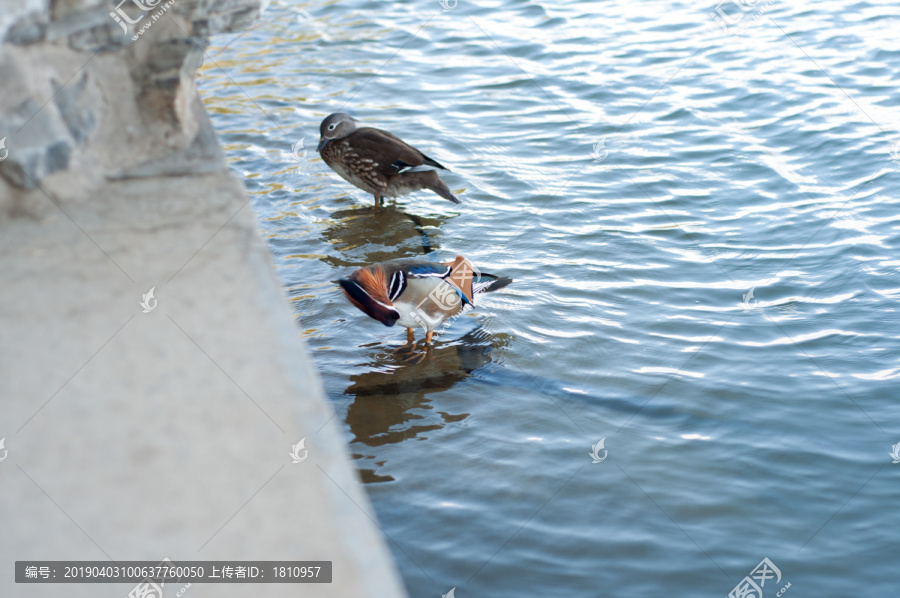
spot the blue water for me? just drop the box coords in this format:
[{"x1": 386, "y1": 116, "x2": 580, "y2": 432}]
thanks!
[{"x1": 198, "y1": 0, "x2": 900, "y2": 595}]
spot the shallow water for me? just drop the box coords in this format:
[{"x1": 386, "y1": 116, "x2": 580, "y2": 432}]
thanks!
[{"x1": 198, "y1": 0, "x2": 900, "y2": 595}]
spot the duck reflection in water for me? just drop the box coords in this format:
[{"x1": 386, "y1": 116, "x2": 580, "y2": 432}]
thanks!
[
  {"x1": 320, "y1": 203, "x2": 451, "y2": 269},
  {"x1": 344, "y1": 327, "x2": 508, "y2": 483}
]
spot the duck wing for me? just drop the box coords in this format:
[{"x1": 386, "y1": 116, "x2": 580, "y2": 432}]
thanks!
[{"x1": 350, "y1": 128, "x2": 449, "y2": 174}]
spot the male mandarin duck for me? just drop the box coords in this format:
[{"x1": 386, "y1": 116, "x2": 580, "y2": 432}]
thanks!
[
  {"x1": 338, "y1": 255, "x2": 511, "y2": 346},
  {"x1": 317, "y1": 112, "x2": 460, "y2": 208}
]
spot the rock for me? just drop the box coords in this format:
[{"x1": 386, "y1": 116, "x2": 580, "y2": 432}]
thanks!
[
  {"x1": 111, "y1": 97, "x2": 226, "y2": 179},
  {"x1": 0, "y1": 0, "x2": 409, "y2": 595},
  {"x1": 0, "y1": 0, "x2": 46, "y2": 44},
  {"x1": 191, "y1": 0, "x2": 261, "y2": 37},
  {"x1": 3, "y1": 11, "x2": 48, "y2": 45},
  {"x1": 0, "y1": 98, "x2": 74, "y2": 190},
  {"x1": 53, "y1": 73, "x2": 95, "y2": 144}
]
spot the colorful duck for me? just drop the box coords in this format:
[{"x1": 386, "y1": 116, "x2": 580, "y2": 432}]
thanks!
[{"x1": 338, "y1": 255, "x2": 511, "y2": 346}]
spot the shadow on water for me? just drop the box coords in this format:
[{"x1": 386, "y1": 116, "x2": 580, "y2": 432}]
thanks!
[
  {"x1": 344, "y1": 327, "x2": 505, "y2": 483},
  {"x1": 320, "y1": 204, "x2": 451, "y2": 268}
]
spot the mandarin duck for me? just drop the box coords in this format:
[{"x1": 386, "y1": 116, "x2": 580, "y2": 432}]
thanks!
[
  {"x1": 338, "y1": 255, "x2": 511, "y2": 346},
  {"x1": 317, "y1": 113, "x2": 460, "y2": 208}
]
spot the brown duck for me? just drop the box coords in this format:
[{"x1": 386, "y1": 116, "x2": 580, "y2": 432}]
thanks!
[{"x1": 317, "y1": 113, "x2": 460, "y2": 208}]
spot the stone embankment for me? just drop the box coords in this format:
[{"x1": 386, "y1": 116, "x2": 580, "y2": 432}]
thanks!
[{"x1": 0, "y1": 1, "x2": 407, "y2": 595}]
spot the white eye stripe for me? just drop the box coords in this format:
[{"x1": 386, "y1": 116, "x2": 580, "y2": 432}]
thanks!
[
  {"x1": 353, "y1": 282, "x2": 394, "y2": 310},
  {"x1": 388, "y1": 271, "x2": 406, "y2": 301}
]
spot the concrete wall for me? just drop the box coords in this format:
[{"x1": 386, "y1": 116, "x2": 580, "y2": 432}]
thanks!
[{"x1": 0, "y1": 0, "x2": 408, "y2": 596}]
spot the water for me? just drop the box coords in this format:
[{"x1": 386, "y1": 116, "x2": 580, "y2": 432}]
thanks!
[{"x1": 198, "y1": 1, "x2": 900, "y2": 595}]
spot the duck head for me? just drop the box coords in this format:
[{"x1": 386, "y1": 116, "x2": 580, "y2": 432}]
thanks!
[
  {"x1": 318, "y1": 113, "x2": 358, "y2": 151},
  {"x1": 338, "y1": 266, "x2": 401, "y2": 327}
]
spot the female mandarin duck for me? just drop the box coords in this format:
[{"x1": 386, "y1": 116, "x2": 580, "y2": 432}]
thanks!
[
  {"x1": 317, "y1": 112, "x2": 460, "y2": 208},
  {"x1": 338, "y1": 255, "x2": 511, "y2": 346}
]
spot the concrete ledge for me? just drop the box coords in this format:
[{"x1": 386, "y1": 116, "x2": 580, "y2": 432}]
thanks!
[{"x1": 0, "y1": 0, "x2": 408, "y2": 595}]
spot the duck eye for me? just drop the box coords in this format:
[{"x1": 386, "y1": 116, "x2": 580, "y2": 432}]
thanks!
[{"x1": 328, "y1": 123, "x2": 337, "y2": 131}]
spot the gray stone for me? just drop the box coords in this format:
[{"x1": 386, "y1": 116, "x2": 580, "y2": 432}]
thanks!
[
  {"x1": 111, "y1": 97, "x2": 226, "y2": 179},
  {"x1": 140, "y1": 36, "x2": 202, "y2": 83},
  {"x1": 0, "y1": 98, "x2": 75, "y2": 190},
  {"x1": 191, "y1": 3, "x2": 260, "y2": 38},
  {"x1": 64, "y1": 17, "x2": 131, "y2": 52},
  {"x1": 44, "y1": 2, "x2": 125, "y2": 52},
  {"x1": 3, "y1": 10, "x2": 48, "y2": 45},
  {"x1": 53, "y1": 73, "x2": 96, "y2": 144},
  {"x1": 0, "y1": 0, "x2": 409, "y2": 594},
  {"x1": 50, "y1": 0, "x2": 106, "y2": 21},
  {"x1": 0, "y1": 0, "x2": 46, "y2": 44}
]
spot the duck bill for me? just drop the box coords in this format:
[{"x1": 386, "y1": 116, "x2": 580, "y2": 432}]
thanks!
[{"x1": 317, "y1": 137, "x2": 329, "y2": 151}]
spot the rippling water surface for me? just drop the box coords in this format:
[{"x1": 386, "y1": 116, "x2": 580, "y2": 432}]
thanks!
[{"x1": 198, "y1": 1, "x2": 900, "y2": 594}]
